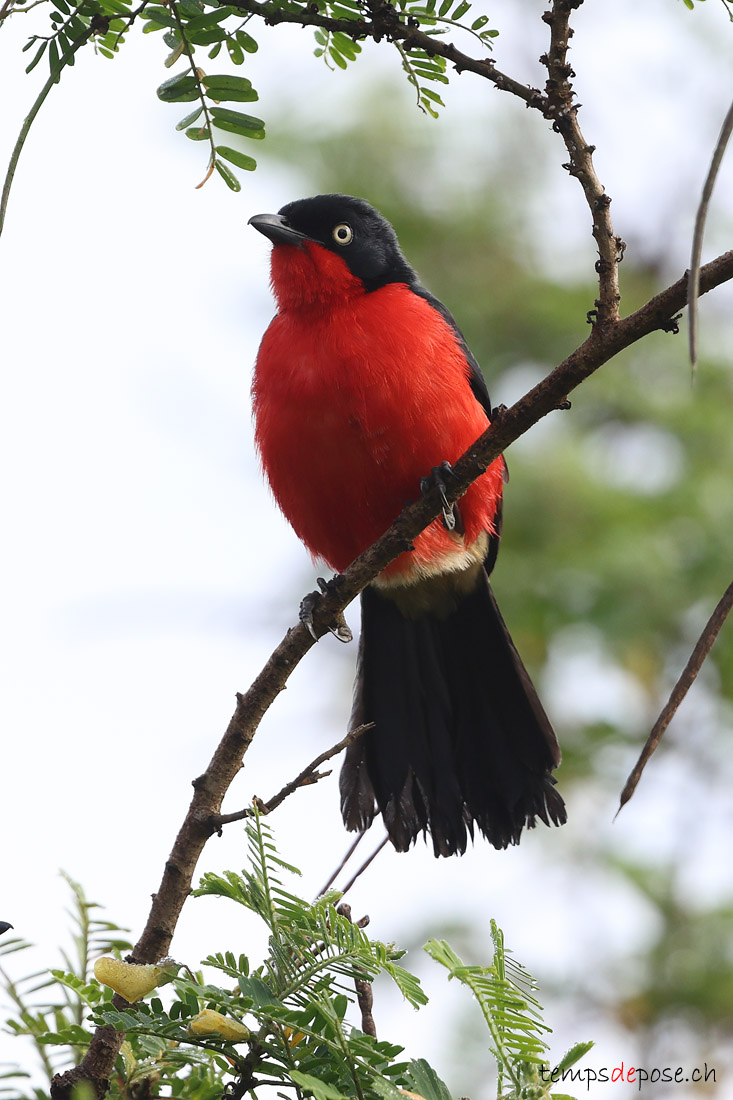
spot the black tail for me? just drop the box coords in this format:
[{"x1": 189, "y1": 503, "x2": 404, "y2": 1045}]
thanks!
[{"x1": 340, "y1": 570, "x2": 566, "y2": 857}]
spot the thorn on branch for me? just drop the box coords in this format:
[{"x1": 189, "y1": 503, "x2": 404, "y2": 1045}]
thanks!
[
  {"x1": 660, "y1": 313, "x2": 683, "y2": 335},
  {"x1": 593, "y1": 192, "x2": 612, "y2": 211},
  {"x1": 586, "y1": 307, "x2": 598, "y2": 326},
  {"x1": 555, "y1": 399, "x2": 572, "y2": 411}
]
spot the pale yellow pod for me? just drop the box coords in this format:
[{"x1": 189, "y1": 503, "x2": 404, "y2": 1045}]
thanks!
[
  {"x1": 189, "y1": 1009, "x2": 250, "y2": 1042},
  {"x1": 93, "y1": 957, "x2": 166, "y2": 1003}
]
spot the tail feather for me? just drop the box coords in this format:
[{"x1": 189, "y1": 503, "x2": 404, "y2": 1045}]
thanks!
[{"x1": 340, "y1": 569, "x2": 566, "y2": 857}]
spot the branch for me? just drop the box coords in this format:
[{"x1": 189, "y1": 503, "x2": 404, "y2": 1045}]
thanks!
[
  {"x1": 540, "y1": 1, "x2": 624, "y2": 326},
  {"x1": 230, "y1": 0, "x2": 548, "y2": 108},
  {"x1": 688, "y1": 95, "x2": 733, "y2": 371},
  {"x1": 49, "y1": 225, "x2": 733, "y2": 1097},
  {"x1": 617, "y1": 580, "x2": 733, "y2": 814},
  {"x1": 337, "y1": 903, "x2": 377, "y2": 1038},
  {"x1": 211, "y1": 722, "x2": 374, "y2": 826}
]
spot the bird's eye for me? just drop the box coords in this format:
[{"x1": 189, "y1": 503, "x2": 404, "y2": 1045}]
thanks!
[{"x1": 332, "y1": 223, "x2": 353, "y2": 246}]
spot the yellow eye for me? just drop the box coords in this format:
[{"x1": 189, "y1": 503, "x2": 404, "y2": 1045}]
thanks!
[{"x1": 332, "y1": 223, "x2": 353, "y2": 246}]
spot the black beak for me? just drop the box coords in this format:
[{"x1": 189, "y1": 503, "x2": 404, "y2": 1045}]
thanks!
[{"x1": 248, "y1": 212, "x2": 309, "y2": 247}]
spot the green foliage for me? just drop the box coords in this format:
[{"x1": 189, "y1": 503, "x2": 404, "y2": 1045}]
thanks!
[
  {"x1": 1, "y1": 822, "x2": 591, "y2": 1099},
  {"x1": 4, "y1": 0, "x2": 499, "y2": 208},
  {"x1": 0, "y1": 872, "x2": 130, "y2": 1093}
]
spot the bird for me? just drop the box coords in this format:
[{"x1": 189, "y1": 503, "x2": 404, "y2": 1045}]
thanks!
[{"x1": 249, "y1": 193, "x2": 566, "y2": 857}]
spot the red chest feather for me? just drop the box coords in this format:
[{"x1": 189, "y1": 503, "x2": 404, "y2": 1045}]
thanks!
[{"x1": 253, "y1": 276, "x2": 503, "y2": 575}]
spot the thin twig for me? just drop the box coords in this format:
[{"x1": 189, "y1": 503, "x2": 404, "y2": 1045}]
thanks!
[
  {"x1": 232, "y1": 0, "x2": 547, "y2": 109},
  {"x1": 617, "y1": 579, "x2": 733, "y2": 814},
  {"x1": 688, "y1": 96, "x2": 733, "y2": 373},
  {"x1": 340, "y1": 836, "x2": 390, "y2": 899},
  {"x1": 211, "y1": 723, "x2": 374, "y2": 827},
  {"x1": 0, "y1": 29, "x2": 92, "y2": 240},
  {"x1": 317, "y1": 832, "x2": 368, "y2": 898}
]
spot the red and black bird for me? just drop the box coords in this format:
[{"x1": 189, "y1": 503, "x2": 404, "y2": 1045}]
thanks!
[{"x1": 249, "y1": 194, "x2": 566, "y2": 857}]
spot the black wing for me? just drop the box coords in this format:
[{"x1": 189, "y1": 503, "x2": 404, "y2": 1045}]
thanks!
[
  {"x1": 410, "y1": 283, "x2": 493, "y2": 416},
  {"x1": 410, "y1": 282, "x2": 506, "y2": 575}
]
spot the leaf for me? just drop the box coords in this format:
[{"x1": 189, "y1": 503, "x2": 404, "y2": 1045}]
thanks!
[
  {"x1": 209, "y1": 107, "x2": 265, "y2": 137},
  {"x1": 215, "y1": 145, "x2": 257, "y2": 171},
  {"x1": 184, "y1": 6, "x2": 233, "y2": 33},
  {"x1": 37, "y1": 1025, "x2": 91, "y2": 1046},
  {"x1": 157, "y1": 72, "x2": 199, "y2": 102},
  {"x1": 403, "y1": 1060, "x2": 453, "y2": 1100},
  {"x1": 48, "y1": 38, "x2": 60, "y2": 80},
  {"x1": 328, "y1": 45, "x2": 348, "y2": 69},
  {"x1": 176, "y1": 107, "x2": 203, "y2": 130},
  {"x1": 289, "y1": 1070, "x2": 347, "y2": 1100},
  {"x1": 553, "y1": 1040, "x2": 595, "y2": 1074},
  {"x1": 452, "y1": 0, "x2": 471, "y2": 19},
  {"x1": 235, "y1": 29, "x2": 258, "y2": 53},
  {"x1": 202, "y1": 74, "x2": 258, "y2": 102},
  {"x1": 214, "y1": 159, "x2": 241, "y2": 192},
  {"x1": 226, "y1": 38, "x2": 244, "y2": 64},
  {"x1": 142, "y1": 4, "x2": 177, "y2": 28},
  {"x1": 186, "y1": 125, "x2": 211, "y2": 140},
  {"x1": 237, "y1": 976, "x2": 283, "y2": 1008},
  {"x1": 25, "y1": 39, "x2": 48, "y2": 74}
]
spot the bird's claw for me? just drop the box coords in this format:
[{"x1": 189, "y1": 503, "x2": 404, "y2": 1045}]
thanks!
[
  {"x1": 420, "y1": 460, "x2": 461, "y2": 532},
  {"x1": 300, "y1": 578, "x2": 353, "y2": 644}
]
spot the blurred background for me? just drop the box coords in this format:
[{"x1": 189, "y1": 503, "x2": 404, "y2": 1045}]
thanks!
[{"x1": 1, "y1": 0, "x2": 732, "y2": 1095}]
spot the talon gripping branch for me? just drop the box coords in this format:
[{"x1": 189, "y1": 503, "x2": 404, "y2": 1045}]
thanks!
[{"x1": 250, "y1": 194, "x2": 566, "y2": 857}]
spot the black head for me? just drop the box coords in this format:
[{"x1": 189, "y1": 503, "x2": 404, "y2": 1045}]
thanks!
[{"x1": 248, "y1": 194, "x2": 416, "y2": 292}]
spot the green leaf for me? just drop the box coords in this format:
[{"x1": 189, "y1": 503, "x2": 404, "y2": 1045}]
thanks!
[
  {"x1": 176, "y1": 106, "x2": 204, "y2": 130},
  {"x1": 184, "y1": 6, "x2": 233, "y2": 32},
  {"x1": 25, "y1": 39, "x2": 48, "y2": 74},
  {"x1": 48, "y1": 38, "x2": 61, "y2": 81},
  {"x1": 403, "y1": 1060, "x2": 453, "y2": 1100},
  {"x1": 226, "y1": 38, "x2": 244, "y2": 64},
  {"x1": 208, "y1": 41, "x2": 222, "y2": 58},
  {"x1": 289, "y1": 1070, "x2": 347, "y2": 1100},
  {"x1": 202, "y1": 74, "x2": 258, "y2": 102},
  {"x1": 328, "y1": 46, "x2": 348, "y2": 69},
  {"x1": 185, "y1": 125, "x2": 210, "y2": 140},
  {"x1": 209, "y1": 107, "x2": 265, "y2": 137},
  {"x1": 215, "y1": 145, "x2": 257, "y2": 171},
  {"x1": 452, "y1": 0, "x2": 470, "y2": 18},
  {"x1": 164, "y1": 41, "x2": 186, "y2": 67},
  {"x1": 237, "y1": 976, "x2": 283, "y2": 1008},
  {"x1": 37, "y1": 1025, "x2": 91, "y2": 1046},
  {"x1": 471, "y1": 14, "x2": 488, "y2": 29},
  {"x1": 143, "y1": 5, "x2": 178, "y2": 28},
  {"x1": 438, "y1": 0, "x2": 452, "y2": 15},
  {"x1": 235, "y1": 29, "x2": 258, "y2": 52},
  {"x1": 553, "y1": 1040, "x2": 595, "y2": 1074},
  {"x1": 214, "y1": 159, "x2": 241, "y2": 192},
  {"x1": 157, "y1": 71, "x2": 199, "y2": 102}
]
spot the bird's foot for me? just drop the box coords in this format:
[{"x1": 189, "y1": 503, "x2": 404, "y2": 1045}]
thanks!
[
  {"x1": 300, "y1": 577, "x2": 353, "y2": 644},
  {"x1": 420, "y1": 460, "x2": 462, "y2": 533}
]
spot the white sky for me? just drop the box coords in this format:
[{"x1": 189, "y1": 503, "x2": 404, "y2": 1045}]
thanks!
[{"x1": 1, "y1": 1, "x2": 733, "y2": 1096}]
